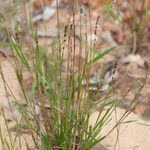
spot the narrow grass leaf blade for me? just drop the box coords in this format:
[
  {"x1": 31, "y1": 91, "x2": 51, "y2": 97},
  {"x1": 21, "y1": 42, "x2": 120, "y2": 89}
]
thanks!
[{"x1": 88, "y1": 47, "x2": 115, "y2": 64}]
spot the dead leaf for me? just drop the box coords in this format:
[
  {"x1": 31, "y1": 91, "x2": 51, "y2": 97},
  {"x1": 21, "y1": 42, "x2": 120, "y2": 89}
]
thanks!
[
  {"x1": 33, "y1": 0, "x2": 57, "y2": 22},
  {"x1": 33, "y1": 0, "x2": 52, "y2": 10}
]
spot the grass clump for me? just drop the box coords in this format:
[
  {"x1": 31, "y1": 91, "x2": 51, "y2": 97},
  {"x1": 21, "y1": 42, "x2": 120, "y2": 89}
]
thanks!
[{"x1": 0, "y1": 1, "x2": 142, "y2": 150}]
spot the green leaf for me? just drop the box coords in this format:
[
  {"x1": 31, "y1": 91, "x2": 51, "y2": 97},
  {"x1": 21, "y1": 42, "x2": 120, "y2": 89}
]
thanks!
[
  {"x1": 41, "y1": 132, "x2": 52, "y2": 150},
  {"x1": 88, "y1": 47, "x2": 115, "y2": 64},
  {"x1": 9, "y1": 38, "x2": 30, "y2": 70}
]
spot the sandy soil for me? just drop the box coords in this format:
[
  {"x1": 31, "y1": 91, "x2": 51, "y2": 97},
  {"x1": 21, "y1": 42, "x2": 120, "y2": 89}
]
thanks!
[{"x1": 92, "y1": 110, "x2": 150, "y2": 150}]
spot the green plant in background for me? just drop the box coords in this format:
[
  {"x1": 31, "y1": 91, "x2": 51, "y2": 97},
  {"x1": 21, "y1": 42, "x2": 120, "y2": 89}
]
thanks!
[{"x1": 104, "y1": 0, "x2": 150, "y2": 53}]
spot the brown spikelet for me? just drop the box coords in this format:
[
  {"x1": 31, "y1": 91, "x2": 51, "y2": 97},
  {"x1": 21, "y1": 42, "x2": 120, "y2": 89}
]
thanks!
[
  {"x1": 62, "y1": 25, "x2": 68, "y2": 50},
  {"x1": 94, "y1": 16, "x2": 100, "y2": 46}
]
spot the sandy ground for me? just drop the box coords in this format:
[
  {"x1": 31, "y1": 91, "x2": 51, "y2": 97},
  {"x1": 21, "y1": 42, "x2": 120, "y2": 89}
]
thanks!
[
  {"x1": 0, "y1": 59, "x2": 150, "y2": 150},
  {"x1": 92, "y1": 110, "x2": 150, "y2": 150}
]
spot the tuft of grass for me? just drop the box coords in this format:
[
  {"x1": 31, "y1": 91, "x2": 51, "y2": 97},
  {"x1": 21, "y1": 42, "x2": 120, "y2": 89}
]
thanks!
[
  {"x1": 104, "y1": 0, "x2": 150, "y2": 53},
  {"x1": 0, "y1": 1, "x2": 147, "y2": 150}
]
